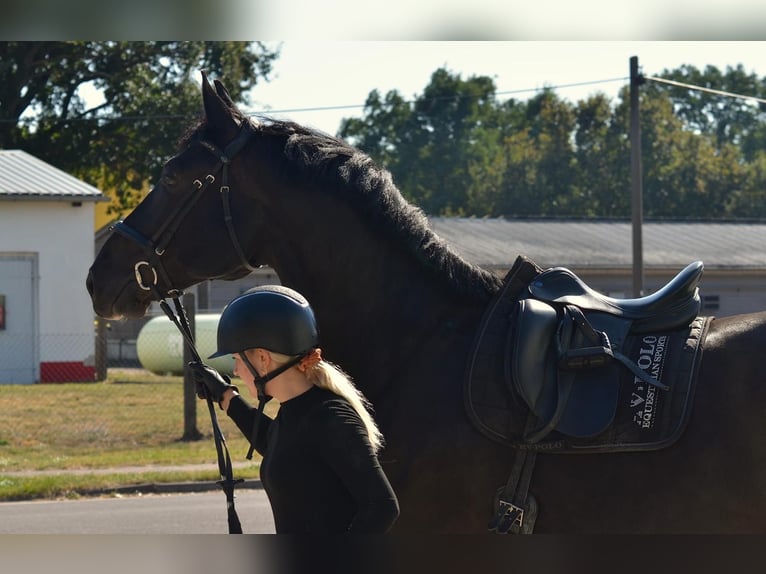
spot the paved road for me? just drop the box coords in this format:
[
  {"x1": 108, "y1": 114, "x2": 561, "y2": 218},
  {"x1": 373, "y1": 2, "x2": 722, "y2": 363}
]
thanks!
[{"x1": 0, "y1": 490, "x2": 275, "y2": 534}]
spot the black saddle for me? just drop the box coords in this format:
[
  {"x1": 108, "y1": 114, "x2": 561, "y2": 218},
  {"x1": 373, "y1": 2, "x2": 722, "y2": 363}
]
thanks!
[
  {"x1": 514, "y1": 261, "x2": 703, "y2": 442},
  {"x1": 465, "y1": 255, "x2": 708, "y2": 446},
  {"x1": 529, "y1": 260, "x2": 703, "y2": 332},
  {"x1": 464, "y1": 256, "x2": 712, "y2": 534}
]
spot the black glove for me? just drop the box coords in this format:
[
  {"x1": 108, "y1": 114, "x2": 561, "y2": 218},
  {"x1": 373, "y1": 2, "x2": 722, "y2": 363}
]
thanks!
[{"x1": 188, "y1": 362, "x2": 238, "y2": 403}]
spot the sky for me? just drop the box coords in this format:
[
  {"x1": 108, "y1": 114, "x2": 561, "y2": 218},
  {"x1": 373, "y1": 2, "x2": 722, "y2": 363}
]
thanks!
[
  {"x1": 4, "y1": 0, "x2": 766, "y2": 41},
  {"x1": 236, "y1": 41, "x2": 766, "y2": 136}
]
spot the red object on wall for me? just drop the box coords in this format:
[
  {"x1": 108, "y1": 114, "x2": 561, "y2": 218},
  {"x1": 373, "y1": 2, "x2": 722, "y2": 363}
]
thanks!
[{"x1": 40, "y1": 362, "x2": 95, "y2": 383}]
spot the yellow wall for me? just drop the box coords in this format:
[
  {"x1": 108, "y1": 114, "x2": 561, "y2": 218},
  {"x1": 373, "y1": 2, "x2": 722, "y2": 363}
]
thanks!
[
  {"x1": 93, "y1": 186, "x2": 150, "y2": 231},
  {"x1": 95, "y1": 197, "x2": 124, "y2": 230}
]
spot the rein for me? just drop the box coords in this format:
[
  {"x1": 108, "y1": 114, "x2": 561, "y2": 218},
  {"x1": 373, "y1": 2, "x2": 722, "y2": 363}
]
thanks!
[
  {"x1": 109, "y1": 122, "x2": 258, "y2": 534},
  {"x1": 158, "y1": 294, "x2": 244, "y2": 534}
]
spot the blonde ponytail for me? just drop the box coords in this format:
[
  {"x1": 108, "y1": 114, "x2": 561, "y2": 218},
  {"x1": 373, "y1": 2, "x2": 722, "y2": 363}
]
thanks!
[{"x1": 269, "y1": 351, "x2": 385, "y2": 454}]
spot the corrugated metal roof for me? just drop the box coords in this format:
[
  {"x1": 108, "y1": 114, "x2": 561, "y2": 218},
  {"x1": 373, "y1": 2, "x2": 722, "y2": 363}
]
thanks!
[
  {"x1": 429, "y1": 217, "x2": 766, "y2": 270},
  {"x1": 0, "y1": 149, "x2": 106, "y2": 201}
]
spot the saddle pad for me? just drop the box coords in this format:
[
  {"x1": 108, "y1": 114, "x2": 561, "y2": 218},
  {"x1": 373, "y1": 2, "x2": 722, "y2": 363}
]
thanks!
[
  {"x1": 557, "y1": 314, "x2": 712, "y2": 453},
  {"x1": 464, "y1": 255, "x2": 713, "y2": 453}
]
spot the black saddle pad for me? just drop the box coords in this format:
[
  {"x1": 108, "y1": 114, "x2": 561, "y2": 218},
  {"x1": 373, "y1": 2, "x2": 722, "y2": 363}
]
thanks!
[{"x1": 465, "y1": 255, "x2": 713, "y2": 453}]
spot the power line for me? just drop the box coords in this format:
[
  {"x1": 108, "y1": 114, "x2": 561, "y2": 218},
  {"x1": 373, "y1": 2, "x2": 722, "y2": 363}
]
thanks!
[
  {"x1": 8, "y1": 74, "x2": 764, "y2": 128},
  {"x1": 4, "y1": 76, "x2": 629, "y2": 125},
  {"x1": 644, "y1": 75, "x2": 766, "y2": 106},
  {"x1": 243, "y1": 77, "x2": 628, "y2": 116}
]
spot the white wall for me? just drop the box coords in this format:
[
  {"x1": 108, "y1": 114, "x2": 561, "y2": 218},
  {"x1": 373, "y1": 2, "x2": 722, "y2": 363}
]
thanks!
[{"x1": 0, "y1": 200, "x2": 96, "y2": 366}]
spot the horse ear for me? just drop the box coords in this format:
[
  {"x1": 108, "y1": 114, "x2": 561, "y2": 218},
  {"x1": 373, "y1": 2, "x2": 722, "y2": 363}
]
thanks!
[
  {"x1": 214, "y1": 79, "x2": 237, "y2": 109},
  {"x1": 201, "y1": 70, "x2": 238, "y2": 135}
]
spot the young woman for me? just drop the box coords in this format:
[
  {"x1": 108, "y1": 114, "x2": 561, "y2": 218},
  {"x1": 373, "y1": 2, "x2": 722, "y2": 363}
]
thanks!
[{"x1": 190, "y1": 285, "x2": 399, "y2": 534}]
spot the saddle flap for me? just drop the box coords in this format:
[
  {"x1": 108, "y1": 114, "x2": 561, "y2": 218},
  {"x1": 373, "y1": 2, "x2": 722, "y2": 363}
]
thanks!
[
  {"x1": 512, "y1": 299, "x2": 559, "y2": 419},
  {"x1": 512, "y1": 299, "x2": 620, "y2": 439}
]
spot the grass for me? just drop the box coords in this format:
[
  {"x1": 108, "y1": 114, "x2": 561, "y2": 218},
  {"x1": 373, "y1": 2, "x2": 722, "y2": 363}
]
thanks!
[{"x1": 0, "y1": 368, "x2": 277, "y2": 501}]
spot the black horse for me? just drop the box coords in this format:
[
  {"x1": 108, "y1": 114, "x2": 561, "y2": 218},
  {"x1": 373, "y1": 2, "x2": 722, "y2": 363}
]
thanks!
[{"x1": 87, "y1": 74, "x2": 766, "y2": 533}]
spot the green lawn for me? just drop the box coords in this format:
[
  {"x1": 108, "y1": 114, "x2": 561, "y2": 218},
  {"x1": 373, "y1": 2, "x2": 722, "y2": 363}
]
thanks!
[{"x1": 0, "y1": 369, "x2": 274, "y2": 501}]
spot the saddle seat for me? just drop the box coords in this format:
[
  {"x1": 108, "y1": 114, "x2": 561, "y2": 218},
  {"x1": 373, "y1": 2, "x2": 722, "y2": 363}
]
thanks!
[{"x1": 529, "y1": 260, "x2": 703, "y2": 332}]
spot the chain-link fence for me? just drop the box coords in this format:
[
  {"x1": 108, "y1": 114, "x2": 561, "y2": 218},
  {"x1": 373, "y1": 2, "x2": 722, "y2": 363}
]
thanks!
[{"x1": 0, "y1": 293, "x2": 232, "y2": 384}]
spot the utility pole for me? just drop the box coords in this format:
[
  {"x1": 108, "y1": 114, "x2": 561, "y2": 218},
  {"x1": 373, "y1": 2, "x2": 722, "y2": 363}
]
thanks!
[{"x1": 630, "y1": 56, "x2": 645, "y2": 297}]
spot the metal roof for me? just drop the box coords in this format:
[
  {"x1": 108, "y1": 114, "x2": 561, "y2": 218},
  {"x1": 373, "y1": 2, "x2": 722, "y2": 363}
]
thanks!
[
  {"x1": 429, "y1": 217, "x2": 766, "y2": 271},
  {"x1": 0, "y1": 149, "x2": 107, "y2": 202}
]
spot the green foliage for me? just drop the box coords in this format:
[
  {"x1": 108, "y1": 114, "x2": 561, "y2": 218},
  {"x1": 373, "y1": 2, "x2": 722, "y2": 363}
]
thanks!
[
  {"x1": 6, "y1": 48, "x2": 766, "y2": 220},
  {"x1": 340, "y1": 64, "x2": 766, "y2": 220},
  {"x1": 0, "y1": 41, "x2": 279, "y2": 213}
]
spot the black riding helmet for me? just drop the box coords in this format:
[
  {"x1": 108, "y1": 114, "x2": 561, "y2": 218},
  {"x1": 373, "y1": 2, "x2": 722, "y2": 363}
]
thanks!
[{"x1": 209, "y1": 285, "x2": 319, "y2": 359}]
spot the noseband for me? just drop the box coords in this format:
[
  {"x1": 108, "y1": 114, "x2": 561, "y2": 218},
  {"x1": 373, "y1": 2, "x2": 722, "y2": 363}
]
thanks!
[{"x1": 110, "y1": 121, "x2": 258, "y2": 299}]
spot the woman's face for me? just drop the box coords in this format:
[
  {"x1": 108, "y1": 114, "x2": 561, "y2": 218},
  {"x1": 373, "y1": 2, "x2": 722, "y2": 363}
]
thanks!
[{"x1": 232, "y1": 351, "x2": 258, "y2": 397}]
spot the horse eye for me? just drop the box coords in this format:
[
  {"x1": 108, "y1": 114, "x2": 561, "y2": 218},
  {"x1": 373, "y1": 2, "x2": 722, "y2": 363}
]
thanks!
[{"x1": 161, "y1": 173, "x2": 178, "y2": 189}]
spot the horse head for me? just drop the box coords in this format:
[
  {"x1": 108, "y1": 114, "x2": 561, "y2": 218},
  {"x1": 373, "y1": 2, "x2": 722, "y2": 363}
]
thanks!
[{"x1": 87, "y1": 73, "x2": 266, "y2": 319}]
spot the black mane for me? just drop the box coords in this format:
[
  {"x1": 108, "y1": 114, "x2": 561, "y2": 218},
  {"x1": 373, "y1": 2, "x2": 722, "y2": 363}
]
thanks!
[{"x1": 184, "y1": 115, "x2": 503, "y2": 303}]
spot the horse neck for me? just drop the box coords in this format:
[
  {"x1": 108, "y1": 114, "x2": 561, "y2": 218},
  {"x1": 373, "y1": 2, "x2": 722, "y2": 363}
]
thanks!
[{"x1": 256, "y1": 192, "x2": 489, "y2": 399}]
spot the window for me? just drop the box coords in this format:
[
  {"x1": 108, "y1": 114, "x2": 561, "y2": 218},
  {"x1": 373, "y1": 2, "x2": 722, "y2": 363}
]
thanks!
[{"x1": 702, "y1": 294, "x2": 720, "y2": 311}]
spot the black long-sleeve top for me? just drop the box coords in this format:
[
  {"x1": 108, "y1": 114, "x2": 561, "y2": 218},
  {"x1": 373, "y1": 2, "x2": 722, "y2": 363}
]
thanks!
[{"x1": 227, "y1": 385, "x2": 399, "y2": 533}]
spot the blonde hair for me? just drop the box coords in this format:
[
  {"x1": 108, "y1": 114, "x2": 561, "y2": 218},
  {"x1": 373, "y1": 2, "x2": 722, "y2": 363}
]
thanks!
[{"x1": 269, "y1": 351, "x2": 385, "y2": 454}]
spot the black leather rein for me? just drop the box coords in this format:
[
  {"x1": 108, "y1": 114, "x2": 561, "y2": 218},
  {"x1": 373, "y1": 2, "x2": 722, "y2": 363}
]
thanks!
[{"x1": 109, "y1": 122, "x2": 258, "y2": 534}]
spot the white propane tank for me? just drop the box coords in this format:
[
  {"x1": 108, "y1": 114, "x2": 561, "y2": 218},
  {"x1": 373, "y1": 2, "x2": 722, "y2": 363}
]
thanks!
[{"x1": 136, "y1": 314, "x2": 234, "y2": 376}]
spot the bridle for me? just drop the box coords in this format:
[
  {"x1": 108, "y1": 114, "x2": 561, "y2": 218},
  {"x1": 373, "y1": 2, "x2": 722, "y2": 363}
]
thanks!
[
  {"x1": 110, "y1": 121, "x2": 258, "y2": 298},
  {"x1": 109, "y1": 121, "x2": 260, "y2": 534}
]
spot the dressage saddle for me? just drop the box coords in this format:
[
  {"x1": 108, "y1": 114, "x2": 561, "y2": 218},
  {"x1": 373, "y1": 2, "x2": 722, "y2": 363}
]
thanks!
[
  {"x1": 466, "y1": 255, "x2": 709, "y2": 448},
  {"x1": 465, "y1": 255, "x2": 711, "y2": 533},
  {"x1": 513, "y1": 260, "x2": 703, "y2": 443}
]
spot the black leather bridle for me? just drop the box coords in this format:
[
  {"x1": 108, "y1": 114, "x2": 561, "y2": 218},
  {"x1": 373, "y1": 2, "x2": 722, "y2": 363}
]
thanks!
[
  {"x1": 109, "y1": 121, "x2": 259, "y2": 534},
  {"x1": 110, "y1": 121, "x2": 258, "y2": 298}
]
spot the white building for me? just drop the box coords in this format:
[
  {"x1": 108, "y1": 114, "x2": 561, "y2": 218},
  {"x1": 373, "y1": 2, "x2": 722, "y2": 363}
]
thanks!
[{"x1": 0, "y1": 150, "x2": 107, "y2": 383}]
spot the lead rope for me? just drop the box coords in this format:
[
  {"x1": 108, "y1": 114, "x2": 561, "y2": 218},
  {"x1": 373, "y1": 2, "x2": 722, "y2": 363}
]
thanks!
[{"x1": 156, "y1": 291, "x2": 244, "y2": 534}]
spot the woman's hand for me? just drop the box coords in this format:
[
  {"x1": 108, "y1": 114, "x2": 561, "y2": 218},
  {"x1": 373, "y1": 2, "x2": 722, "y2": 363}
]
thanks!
[{"x1": 188, "y1": 362, "x2": 238, "y2": 406}]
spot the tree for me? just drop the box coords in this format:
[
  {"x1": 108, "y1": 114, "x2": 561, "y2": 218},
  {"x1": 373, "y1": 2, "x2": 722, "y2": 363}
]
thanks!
[
  {"x1": 499, "y1": 90, "x2": 578, "y2": 217},
  {"x1": 572, "y1": 92, "x2": 630, "y2": 217},
  {"x1": 341, "y1": 68, "x2": 506, "y2": 215},
  {"x1": 651, "y1": 64, "x2": 766, "y2": 151},
  {"x1": 735, "y1": 150, "x2": 766, "y2": 218},
  {"x1": 0, "y1": 41, "x2": 279, "y2": 215},
  {"x1": 339, "y1": 61, "x2": 766, "y2": 221},
  {"x1": 639, "y1": 73, "x2": 766, "y2": 219},
  {"x1": 339, "y1": 88, "x2": 413, "y2": 169}
]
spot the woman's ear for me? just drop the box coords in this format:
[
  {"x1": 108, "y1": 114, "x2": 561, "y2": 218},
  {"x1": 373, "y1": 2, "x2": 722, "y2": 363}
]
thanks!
[
  {"x1": 257, "y1": 349, "x2": 272, "y2": 368},
  {"x1": 245, "y1": 348, "x2": 268, "y2": 372}
]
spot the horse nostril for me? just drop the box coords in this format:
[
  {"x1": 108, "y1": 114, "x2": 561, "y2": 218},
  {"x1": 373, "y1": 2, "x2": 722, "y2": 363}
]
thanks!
[{"x1": 86, "y1": 270, "x2": 94, "y2": 296}]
